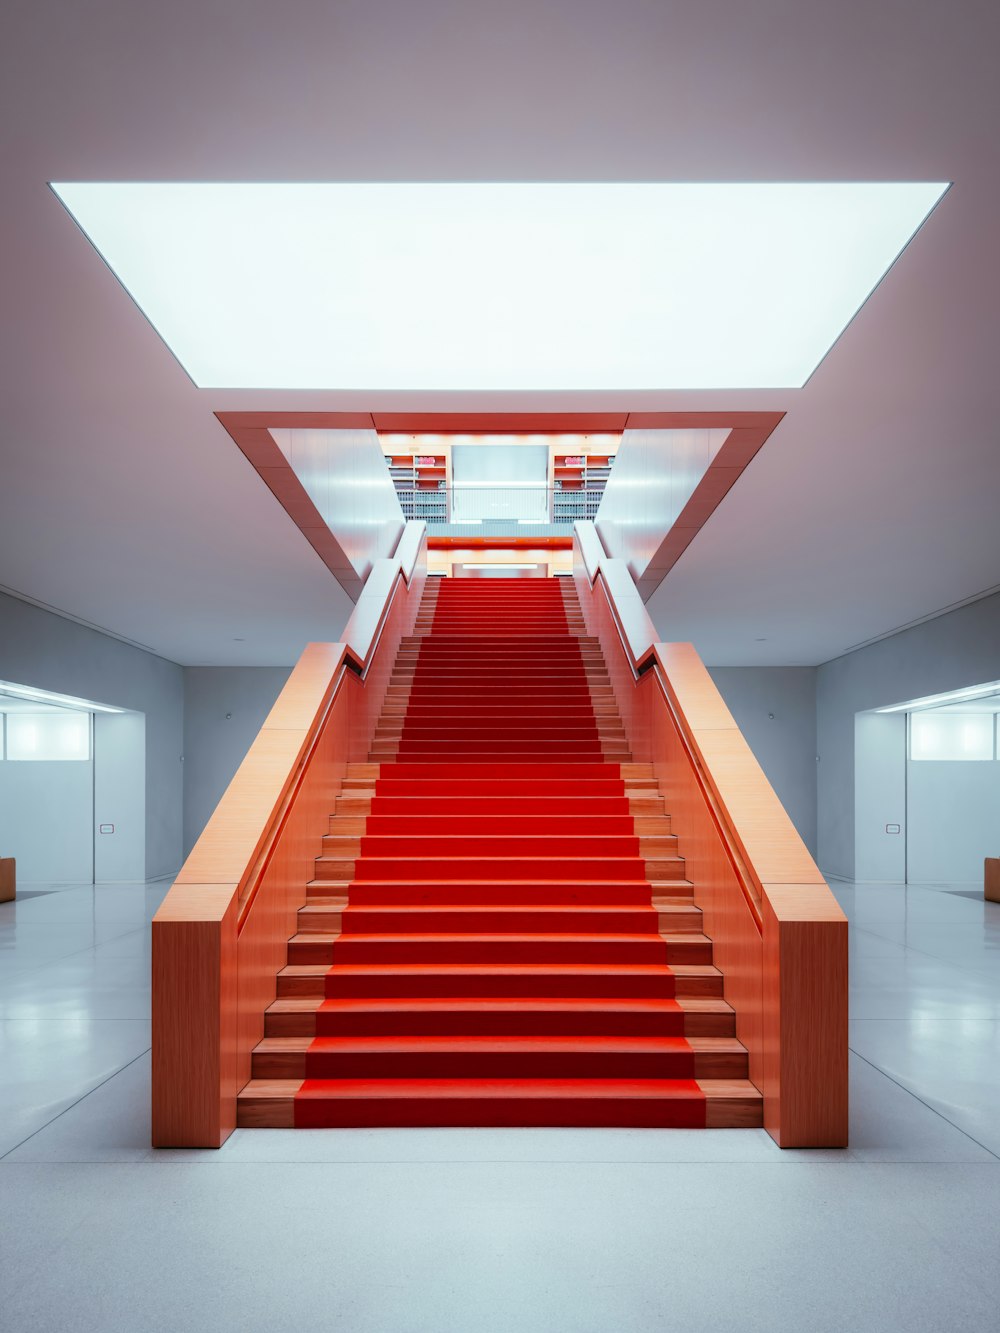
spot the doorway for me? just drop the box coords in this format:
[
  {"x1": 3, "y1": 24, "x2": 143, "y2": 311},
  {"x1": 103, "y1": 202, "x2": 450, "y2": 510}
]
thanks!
[
  {"x1": 0, "y1": 683, "x2": 146, "y2": 884},
  {"x1": 855, "y1": 682, "x2": 1000, "y2": 884}
]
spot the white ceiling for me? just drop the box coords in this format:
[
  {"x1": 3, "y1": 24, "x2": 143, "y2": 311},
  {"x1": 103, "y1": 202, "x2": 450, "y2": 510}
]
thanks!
[{"x1": 1, "y1": 0, "x2": 998, "y2": 668}]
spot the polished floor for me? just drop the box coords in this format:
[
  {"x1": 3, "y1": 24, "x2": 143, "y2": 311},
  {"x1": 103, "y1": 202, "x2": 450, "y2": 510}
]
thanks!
[{"x1": 1, "y1": 876, "x2": 999, "y2": 1332}]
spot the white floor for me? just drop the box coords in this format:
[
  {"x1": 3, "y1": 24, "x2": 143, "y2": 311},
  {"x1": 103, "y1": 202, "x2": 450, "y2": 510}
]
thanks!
[{"x1": 2, "y1": 877, "x2": 999, "y2": 1332}]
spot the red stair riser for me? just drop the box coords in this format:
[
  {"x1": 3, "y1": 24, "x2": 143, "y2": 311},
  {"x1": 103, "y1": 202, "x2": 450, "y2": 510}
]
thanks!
[
  {"x1": 323, "y1": 967, "x2": 679, "y2": 999},
  {"x1": 293, "y1": 1080, "x2": 707, "y2": 1129},
  {"x1": 302, "y1": 1041, "x2": 697, "y2": 1081},
  {"x1": 374, "y1": 763, "x2": 623, "y2": 779},
  {"x1": 380, "y1": 756, "x2": 613, "y2": 765},
  {"x1": 365, "y1": 801, "x2": 633, "y2": 817},
  {"x1": 382, "y1": 752, "x2": 612, "y2": 759},
  {"x1": 332, "y1": 937, "x2": 670, "y2": 965},
  {"x1": 389, "y1": 737, "x2": 611, "y2": 745},
  {"x1": 390, "y1": 748, "x2": 609, "y2": 758},
  {"x1": 339, "y1": 905, "x2": 658, "y2": 932},
  {"x1": 398, "y1": 709, "x2": 603, "y2": 719},
  {"x1": 357, "y1": 835, "x2": 641, "y2": 858},
  {"x1": 368, "y1": 792, "x2": 630, "y2": 806},
  {"x1": 349, "y1": 858, "x2": 649, "y2": 881},
  {"x1": 361, "y1": 816, "x2": 639, "y2": 835},
  {"x1": 369, "y1": 786, "x2": 628, "y2": 800},
  {"x1": 344, "y1": 882, "x2": 657, "y2": 906},
  {"x1": 313, "y1": 998, "x2": 689, "y2": 1038}
]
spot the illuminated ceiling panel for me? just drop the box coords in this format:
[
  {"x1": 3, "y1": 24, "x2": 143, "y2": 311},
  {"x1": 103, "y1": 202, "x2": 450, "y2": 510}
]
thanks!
[{"x1": 53, "y1": 182, "x2": 947, "y2": 390}]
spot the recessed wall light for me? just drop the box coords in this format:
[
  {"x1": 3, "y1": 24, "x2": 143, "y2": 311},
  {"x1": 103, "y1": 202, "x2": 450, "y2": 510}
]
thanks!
[
  {"x1": 0, "y1": 680, "x2": 125, "y2": 714},
  {"x1": 875, "y1": 681, "x2": 1000, "y2": 714},
  {"x1": 52, "y1": 181, "x2": 947, "y2": 391}
]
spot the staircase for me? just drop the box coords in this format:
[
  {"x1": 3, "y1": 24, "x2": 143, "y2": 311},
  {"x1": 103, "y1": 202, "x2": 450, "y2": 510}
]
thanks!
[{"x1": 238, "y1": 577, "x2": 762, "y2": 1128}]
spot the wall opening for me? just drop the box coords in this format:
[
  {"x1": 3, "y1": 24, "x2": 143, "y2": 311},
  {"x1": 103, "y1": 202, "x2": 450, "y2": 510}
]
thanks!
[
  {"x1": 0, "y1": 682, "x2": 145, "y2": 884},
  {"x1": 856, "y1": 680, "x2": 1000, "y2": 885}
]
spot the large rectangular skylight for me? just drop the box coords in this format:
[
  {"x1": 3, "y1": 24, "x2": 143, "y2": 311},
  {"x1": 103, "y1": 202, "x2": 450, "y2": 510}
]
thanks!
[{"x1": 52, "y1": 182, "x2": 947, "y2": 390}]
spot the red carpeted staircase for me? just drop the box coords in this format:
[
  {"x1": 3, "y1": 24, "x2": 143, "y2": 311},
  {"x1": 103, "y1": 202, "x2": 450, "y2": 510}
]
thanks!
[{"x1": 239, "y1": 577, "x2": 762, "y2": 1128}]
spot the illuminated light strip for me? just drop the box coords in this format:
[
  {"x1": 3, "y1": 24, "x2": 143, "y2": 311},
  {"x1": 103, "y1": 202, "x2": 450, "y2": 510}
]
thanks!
[
  {"x1": 874, "y1": 681, "x2": 1000, "y2": 714},
  {"x1": 0, "y1": 680, "x2": 126, "y2": 714},
  {"x1": 52, "y1": 182, "x2": 947, "y2": 390}
]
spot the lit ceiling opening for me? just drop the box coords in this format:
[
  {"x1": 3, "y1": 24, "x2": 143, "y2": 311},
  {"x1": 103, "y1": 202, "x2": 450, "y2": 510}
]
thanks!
[{"x1": 53, "y1": 182, "x2": 946, "y2": 391}]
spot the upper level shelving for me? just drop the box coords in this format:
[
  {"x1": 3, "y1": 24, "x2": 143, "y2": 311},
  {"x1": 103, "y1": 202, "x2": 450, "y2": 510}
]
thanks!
[{"x1": 381, "y1": 435, "x2": 618, "y2": 527}]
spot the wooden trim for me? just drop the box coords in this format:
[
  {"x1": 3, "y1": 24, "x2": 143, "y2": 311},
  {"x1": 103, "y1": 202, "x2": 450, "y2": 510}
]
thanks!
[
  {"x1": 151, "y1": 528, "x2": 427, "y2": 1147},
  {"x1": 216, "y1": 417, "x2": 366, "y2": 597},
  {"x1": 599, "y1": 413, "x2": 785, "y2": 599},
  {"x1": 216, "y1": 412, "x2": 779, "y2": 600},
  {"x1": 573, "y1": 525, "x2": 848, "y2": 1148}
]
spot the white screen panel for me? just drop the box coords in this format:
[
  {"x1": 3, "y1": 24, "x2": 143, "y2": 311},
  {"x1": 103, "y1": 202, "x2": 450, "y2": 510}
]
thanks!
[
  {"x1": 910, "y1": 713, "x2": 994, "y2": 762},
  {"x1": 6, "y1": 712, "x2": 91, "y2": 761}
]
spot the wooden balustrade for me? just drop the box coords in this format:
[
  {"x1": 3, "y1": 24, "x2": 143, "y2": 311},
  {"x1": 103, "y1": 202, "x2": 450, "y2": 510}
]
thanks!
[
  {"x1": 573, "y1": 522, "x2": 848, "y2": 1147},
  {"x1": 151, "y1": 524, "x2": 427, "y2": 1147}
]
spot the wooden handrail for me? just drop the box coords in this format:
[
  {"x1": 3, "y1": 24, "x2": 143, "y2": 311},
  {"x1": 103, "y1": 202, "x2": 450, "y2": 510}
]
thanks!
[
  {"x1": 152, "y1": 523, "x2": 427, "y2": 1147},
  {"x1": 233, "y1": 530, "x2": 424, "y2": 926},
  {"x1": 573, "y1": 521, "x2": 848, "y2": 1147},
  {"x1": 648, "y1": 660, "x2": 764, "y2": 931},
  {"x1": 575, "y1": 524, "x2": 761, "y2": 924}
]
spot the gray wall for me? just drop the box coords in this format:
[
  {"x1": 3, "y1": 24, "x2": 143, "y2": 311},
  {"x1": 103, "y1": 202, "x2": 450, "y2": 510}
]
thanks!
[
  {"x1": 94, "y1": 711, "x2": 146, "y2": 882},
  {"x1": 854, "y1": 711, "x2": 907, "y2": 882},
  {"x1": 818, "y1": 591, "x2": 1000, "y2": 881},
  {"x1": 0, "y1": 591, "x2": 183, "y2": 879},
  {"x1": 708, "y1": 666, "x2": 818, "y2": 856},
  {"x1": 182, "y1": 666, "x2": 291, "y2": 857}
]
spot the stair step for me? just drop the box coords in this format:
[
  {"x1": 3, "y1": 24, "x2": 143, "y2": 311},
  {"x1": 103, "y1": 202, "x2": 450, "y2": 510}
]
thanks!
[
  {"x1": 333, "y1": 798, "x2": 667, "y2": 818},
  {"x1": 277, "y1": 961, "x2": 722, "y2": 1000},
  {"x1": 318, "y1": 857, "x2": 662, "y2": 882},
  {"x1": 324, "y1": 836, "x2": 668, "y2": 858},
  {"x1": 251, "y1": 1034, "x2": 748, "y2": 1081},
  {"x1": 310, "y1": 879, "x2": 692, "y2": 904},
  {"x1": 237, "y1": 1078, "x2": 763, "y2": 1128},
  {"x1": 352, "y1": 815, "x2": 659, "y2": 835},
  {"x1": 264, "y1": 995, "x2": 736, "y2": 1039},
  {"x1": 234, "y1": 579, "x2": 756, "y2": 1132},
  {"x1": 297, "y1": 902, "x2": 700, "y2": 934},
  {"x1": 289, "y1": 932, "x2": 711, "y2": 967}
]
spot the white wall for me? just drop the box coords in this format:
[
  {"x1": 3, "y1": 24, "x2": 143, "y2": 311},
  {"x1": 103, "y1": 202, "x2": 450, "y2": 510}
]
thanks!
[
  {"x1": 708, "y1": 666, "x2": 818, "y2": 855},
  {"x1": 817, "y1": 591, "x2": 1000, "y2": 881},
  {"x1": 0, "y1": 754, "x2": 93, "y2": 882},
  {"x1": 0, "y1": 591, "x2": 183, "y2": 879},
  {"x1": 182, "y1": 666, "x2": 291, "y2": 856},
  {"x1": 907, "y1": 754, "x2": 1000, "y2": 884},
  {"x1": 270, "y1": 427, "x2": 404, "y2": 584},
  {"x1": 595, "y1": 427, "x2": 728, "y2": 583},
  {"x1": 94, "y1": 712, "x2": 146, "y2": 882},
  {"x1": 854, "y1": 712, "x2": 907, "y2": 882}
]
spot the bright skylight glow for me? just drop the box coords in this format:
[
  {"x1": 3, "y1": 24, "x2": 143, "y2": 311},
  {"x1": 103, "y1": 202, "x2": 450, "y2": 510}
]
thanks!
[{"x1": 52, "y1": 182, "x2": 947, "y2": 390}]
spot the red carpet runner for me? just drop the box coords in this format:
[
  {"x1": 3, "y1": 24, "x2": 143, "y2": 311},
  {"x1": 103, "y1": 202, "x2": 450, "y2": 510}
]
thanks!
[{"x1": 241, "y1": 577, "x2": 759, "y2": 1128}]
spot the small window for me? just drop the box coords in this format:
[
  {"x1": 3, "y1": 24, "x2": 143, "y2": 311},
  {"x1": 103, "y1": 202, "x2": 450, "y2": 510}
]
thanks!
[
  {"x1": 910, "y1": 712, "x2": 994, "y2": 762},
  {"x1": 5, "y1": 712, "x2": 90, "y2": 761}
]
